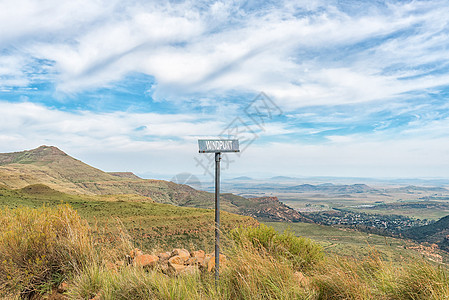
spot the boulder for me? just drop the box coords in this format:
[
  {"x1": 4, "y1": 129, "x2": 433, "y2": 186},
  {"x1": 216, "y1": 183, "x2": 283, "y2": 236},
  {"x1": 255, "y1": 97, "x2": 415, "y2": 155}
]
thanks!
[
  {"x1": 171, "y1": 248, "x2": 190, "y2": 259},
  {"x1": 191, "y1": 250, "x2": 205, "y2": 259},
  {"x1": 168, "y1": 255, "x2": 188, "y2": 265},
  {"x1": 158, "y1": 261, "x2": 170, "y2": 274},
  {"x1": 200, "y1": 254, "x2": 213, "y2": 269},
  {"x1": 185, "y1": 256, "x2": 204, "y2": 266},
  {"x1": 134, "y1": 254, "x2": 159, "y2": 268},
  {"x1": 158, "y1": 252, "x2": 171, "y2": 261},
  {"x1": 203, "y1": 254, "x2": 227, "y2": 272},
  {"x1": 169, "y1": 263, "x2": 187, "y2": 274}
]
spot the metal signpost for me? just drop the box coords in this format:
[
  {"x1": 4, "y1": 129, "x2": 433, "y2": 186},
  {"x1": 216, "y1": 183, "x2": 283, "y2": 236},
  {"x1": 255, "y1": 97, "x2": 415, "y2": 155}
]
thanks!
[{"x1": 198, "y1": 139, "x2": 239, "y2": 283}]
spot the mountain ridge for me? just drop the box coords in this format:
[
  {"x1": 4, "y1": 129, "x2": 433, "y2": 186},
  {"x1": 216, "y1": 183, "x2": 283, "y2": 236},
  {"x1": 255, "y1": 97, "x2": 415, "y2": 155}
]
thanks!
[{"x1": 0, "y1": 145, "x2": 306, "y2": 222}]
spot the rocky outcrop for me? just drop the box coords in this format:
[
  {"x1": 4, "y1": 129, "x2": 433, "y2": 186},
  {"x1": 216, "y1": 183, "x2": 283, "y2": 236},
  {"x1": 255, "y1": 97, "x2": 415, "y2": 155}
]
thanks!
[
  {"x1": 107, "y1": 248, "x2": 226, "y2": 276},
  {"x1": 242, "y1": 196, "x2": 309, "y2": 222}
]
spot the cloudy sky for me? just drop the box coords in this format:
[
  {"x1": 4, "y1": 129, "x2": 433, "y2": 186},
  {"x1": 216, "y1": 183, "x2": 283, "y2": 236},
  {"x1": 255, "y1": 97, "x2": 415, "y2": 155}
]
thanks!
[{"x1": 1, "y1": 0, "x2": 449, "y2": 181}]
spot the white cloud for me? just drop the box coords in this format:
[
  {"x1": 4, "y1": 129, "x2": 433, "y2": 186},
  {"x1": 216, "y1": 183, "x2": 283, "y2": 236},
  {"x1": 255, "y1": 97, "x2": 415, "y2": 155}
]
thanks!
[
  {"x1": 0, "y1": 100, "x2": 448, "y2": 178},
  {"x1": 0, "y1": 100, "x2": 217, "y2": 148},
  {"x1": 1, "y1": 1, "x2": 449, "y2": 179},
  {"x1": 1, "y1": 0, "x2": 448, "y2": 108}
]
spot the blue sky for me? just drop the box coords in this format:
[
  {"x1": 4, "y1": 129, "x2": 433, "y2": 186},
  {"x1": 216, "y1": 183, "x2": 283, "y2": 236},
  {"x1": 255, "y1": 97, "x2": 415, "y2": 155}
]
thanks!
[{"x1": 1, "y1": 0, "x2": 449, "y2": 181}]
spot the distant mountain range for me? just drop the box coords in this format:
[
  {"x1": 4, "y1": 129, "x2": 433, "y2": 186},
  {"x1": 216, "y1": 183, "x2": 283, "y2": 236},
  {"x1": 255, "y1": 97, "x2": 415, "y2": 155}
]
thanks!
[
  {"x1": 287, "y1": 183, "x2": 373, "y2": 193},
  {"x1": 225, "y1": 175, "x2": 449, "y2": 187},
  {"x1": 231, "y1": 176, "x2": 253, "y2": 180},
  {"x1": 0, "y1": 146, "x2": 306, "y2": 222}
]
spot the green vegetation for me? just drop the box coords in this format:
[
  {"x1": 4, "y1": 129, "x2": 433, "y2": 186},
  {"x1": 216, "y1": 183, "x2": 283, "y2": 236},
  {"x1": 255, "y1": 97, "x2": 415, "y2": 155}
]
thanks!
[
  {"x1": 264, "y1": 221, "x2": 442, "y2": 263},
  {"x1": 2, "y1": 206, "x2": 449, "y2": 299},
  {"x1": 70, "y1": 237, "x2": 313, "y2": 300},
  {"x1": 230, "y1": 223, "x2": 323, "y2": 271},
  {"x1": 314, "y1": 254, "x2": 449, "y2": 299},
  {"x1": 0, "y1": 146, "x2": 301, "y2": 222},
  {"x1": 1, "y1": 147, "x2": 449, "y2": 298},
  {"x1": 0, "y1": 184, "x2": 257, "y2": 251},
  {"x1": 0, "y1": 205, "x2": 93, "y2": 298}
]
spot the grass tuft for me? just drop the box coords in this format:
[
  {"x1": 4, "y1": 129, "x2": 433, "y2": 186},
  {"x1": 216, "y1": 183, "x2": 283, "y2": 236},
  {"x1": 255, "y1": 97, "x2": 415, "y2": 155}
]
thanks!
[
  {"x1": 229, "y1": 223, "x2": 324, "y2": 271},
  {"x1": 0, "y1": 205, "x2": 93, "y2": 298},
  {"x1": 2, "y1": 204, "x2": 449, "y2": 300}
]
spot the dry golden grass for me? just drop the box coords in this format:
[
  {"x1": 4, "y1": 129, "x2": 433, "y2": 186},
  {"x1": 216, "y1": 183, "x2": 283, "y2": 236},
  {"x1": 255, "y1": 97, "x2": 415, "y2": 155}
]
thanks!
[
  {"x1": 1, "y1": 204, "x2": 449, "y2": 300},
  {"x1": 0, "y1": 205, "x2": 94, "y2": 298}
]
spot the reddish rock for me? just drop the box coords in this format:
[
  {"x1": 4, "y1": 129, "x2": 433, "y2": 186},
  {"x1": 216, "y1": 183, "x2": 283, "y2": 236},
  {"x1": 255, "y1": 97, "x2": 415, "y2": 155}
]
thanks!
[
  {"x1": 204, "y1": 254, "x2": 227, "y2": 272},
  {"x1": 158, "y1": 252, "x2": 171, "y2": 261},
  {"x1": 185, "y1": 256, "x2": 203, "y2": 266},
  {"x1": 200, "y1": 254, "x2": 213, "y2": 269},
  {"x1": 134, "y1": 254, "x2": 159, "y2": 268},
  {"x1": 191, "y1": 250, "x2": 205, "y2": 258},
  {"x1": 169, "y1": 255, "x2": 187, "y2": 265},
  {"x1": 171, "y1": 248, "x2": 190, "y2": 259}
]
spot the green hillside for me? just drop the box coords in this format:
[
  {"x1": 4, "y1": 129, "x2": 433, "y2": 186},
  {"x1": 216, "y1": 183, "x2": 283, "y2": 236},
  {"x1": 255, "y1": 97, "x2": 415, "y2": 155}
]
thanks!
[
  {"x1": 265, "y1": 221, "x2": 448, "y2": 264},
  {"x1": 0, "y1": 184, "x2": 258, "y2": 250},
  {"x1": 405, "y1": 215, "x2": 449, "y2": 252},
  {"x1": 0, "y1": 145, "x2": 304, "y2": 222},
  {"x1": 3, "y1": 199, "x2": 449, "y2": 300}
]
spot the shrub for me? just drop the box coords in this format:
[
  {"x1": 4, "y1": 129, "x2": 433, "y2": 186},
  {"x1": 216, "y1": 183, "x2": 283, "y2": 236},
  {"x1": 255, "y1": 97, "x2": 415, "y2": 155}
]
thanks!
[
  {"x1": 313, "y1": 255, "x2": 382, "y2": 299},
  {"x1": 0, "y1": 205, "x2": 93, "y2": 298},
  {"x1": 70, "y1": 264, "x2": 212, "y2": 300},
  {"x1": 229, "y1": 224, "x2": 323, "y2": 271},
  {"x1": 220, "y1": 241, "x2": 315, "y2": 299},
  {"x1": 383, "y1": 261, "x2": 449, "y2": 299},
  {"x1": 314, "y1": 254, "x2": 449, "y2": 300}
]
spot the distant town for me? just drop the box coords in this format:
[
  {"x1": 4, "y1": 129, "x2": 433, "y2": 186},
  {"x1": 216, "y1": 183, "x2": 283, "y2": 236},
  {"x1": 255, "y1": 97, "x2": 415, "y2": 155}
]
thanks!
[{"x1": 305, "y1": 209, "x2": 434, "y2": 236}]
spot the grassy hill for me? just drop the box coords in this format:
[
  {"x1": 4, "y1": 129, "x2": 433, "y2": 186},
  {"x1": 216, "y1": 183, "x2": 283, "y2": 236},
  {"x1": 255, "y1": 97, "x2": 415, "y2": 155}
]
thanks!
[
  {"x1": 405, "y1": 215, "x2": 449, "y2": 252},
  {"x1": 2, "y1": 202, "x2": 449, "y2": 299},
  {"x1": 0, "y1": 145, "x2": 305, "y2": 222},
  {"x1": 0, "y1": 183, "x2": 258, "y2": 250},
  {"x1": 265, "y1": 221, "x2": 448, "y2": 264}
]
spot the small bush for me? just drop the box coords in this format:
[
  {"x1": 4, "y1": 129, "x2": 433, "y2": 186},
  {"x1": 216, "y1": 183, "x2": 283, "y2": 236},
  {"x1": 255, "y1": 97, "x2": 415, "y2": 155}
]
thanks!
[
  {"x1": 0, "y1": 205, "x2": 93, "y2": 298},
  {"x1": 229, "y1": 224, "x2": 323, "y2": 271},
  {"x1": 70, "y1": 265, "x2": 212, "y2": 300},
  {"x1": 220, "y1": 242, "x2": 314, "y2": 299},
  {"x1": 384, "y1": 261, "x2": 449, "y2": 299},
  {"x1": 314, "y1": 254, "x2": 449, "y2": 300},
  {"x1": 313, "y1": 255, "x2": 382, "y2": 299}
]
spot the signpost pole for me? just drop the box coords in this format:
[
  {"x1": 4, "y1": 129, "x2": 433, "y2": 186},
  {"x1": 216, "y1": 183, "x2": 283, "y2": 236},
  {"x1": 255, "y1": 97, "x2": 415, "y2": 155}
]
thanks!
[
  {"x1": 197, "y1": 139, "x2": 239, "y2": 287},
  {"x1": 215, "y1": 152, "x2": 221, "y2": 284}
]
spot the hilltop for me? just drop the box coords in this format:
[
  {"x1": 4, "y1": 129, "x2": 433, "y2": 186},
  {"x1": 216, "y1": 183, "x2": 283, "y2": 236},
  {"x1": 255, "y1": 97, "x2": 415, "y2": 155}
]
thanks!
[
  {"x1": 0, "y1": 183, "x2": 258, "y2": 250},
  {"x1": 0, "y1": 146, "x2": 305, "y2": 222}
]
